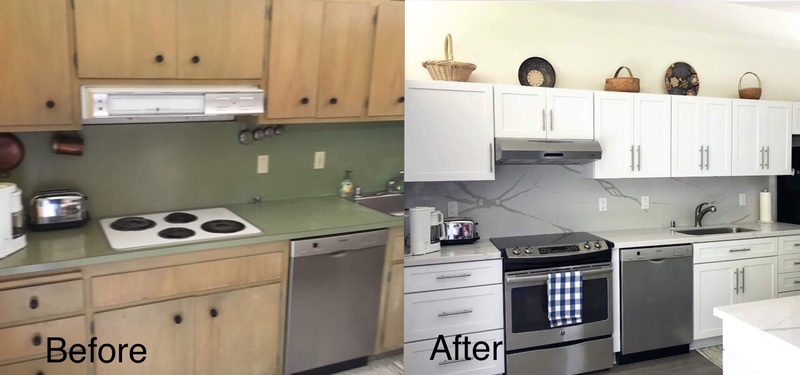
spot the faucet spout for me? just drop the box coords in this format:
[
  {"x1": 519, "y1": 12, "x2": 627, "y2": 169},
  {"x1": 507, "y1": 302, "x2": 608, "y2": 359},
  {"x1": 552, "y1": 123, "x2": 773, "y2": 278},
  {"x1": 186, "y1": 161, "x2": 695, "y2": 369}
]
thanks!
[{"x1": 694, "y1": 202, "x2": 717, "y2": 227}]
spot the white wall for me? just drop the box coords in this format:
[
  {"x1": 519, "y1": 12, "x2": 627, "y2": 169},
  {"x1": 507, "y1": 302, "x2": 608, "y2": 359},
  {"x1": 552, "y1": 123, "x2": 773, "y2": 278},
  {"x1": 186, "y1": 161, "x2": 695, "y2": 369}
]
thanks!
[{"x1": 406, "y1": 1, "x2": 800, "y2": 100}]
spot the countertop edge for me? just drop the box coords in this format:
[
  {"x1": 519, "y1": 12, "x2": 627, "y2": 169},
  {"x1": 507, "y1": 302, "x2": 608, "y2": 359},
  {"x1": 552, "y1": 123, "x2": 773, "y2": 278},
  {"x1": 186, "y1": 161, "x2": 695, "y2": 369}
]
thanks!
[{"x1": 713, "y1": 303, "x2": 800, "y2": 353}]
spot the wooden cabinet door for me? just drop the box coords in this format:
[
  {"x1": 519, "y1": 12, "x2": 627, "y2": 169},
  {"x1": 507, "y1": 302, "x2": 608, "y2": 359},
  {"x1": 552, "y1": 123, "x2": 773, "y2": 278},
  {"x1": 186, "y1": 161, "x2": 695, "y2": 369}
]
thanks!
[
  {"x1": 732, "y1": 99, "x2": 765, "y2": 176},
  {"x1": 546, "y1": 88, "x2": 594, "y2": 140},
  {"x1": 671, "y1": 96, "x2": 704, "y2": 177},
  {"x1": 266, "y1": 0, "x2": 323, "y2": 119},
  {"x1": 0, "y1": 358, "x2": 86, "y2": 375},
  {"x1": 634, "y1": 93, "x2": 672, "y2": 178},
  {"x1": 763, "y1": 101, "x2": 792, "y2": 175},
  {"x1": 493, "y1": 85, "x2": 548, "y2": 139},
  {"x1": 367, "y1": 1, "x2": 404, "y2": 117},
  {"x1": 177, "y1": 0, "x2": 268, "y2": 79},
  {"x1": 592, "y1": 91, "x2": 634, "y2": 179},
  {"x1": 194, "y1": 284, "x2": 282, "y2": 375},
  {"x1": 94, "y1": 298, "x2": 193, "y2": 375},
  {"x1": 0, "y1": 0, "x2": 72, "y2": 126},
  {"x1": 739, "y1": 257, "x2": 778, "y2": 304},
  {"x1": 702, "y1": 98, "x2": 732, "y2": 177},
  {"x1": 693, "y1": 261, "x2": 738, "y2": 340},
  {"x1": 316, "y1": 2, "x2": 376, "y2": 118},
  {"x1": 74, "y1": 0, "x2": 177, "y2": 78},
  {"x1": 378, "y1": 263, "x2": 404, "y2": 353}
]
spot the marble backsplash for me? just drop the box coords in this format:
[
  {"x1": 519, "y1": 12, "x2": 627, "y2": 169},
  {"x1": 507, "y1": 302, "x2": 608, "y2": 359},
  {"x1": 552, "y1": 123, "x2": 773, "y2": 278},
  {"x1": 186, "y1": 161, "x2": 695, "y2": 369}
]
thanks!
[{"x1": 406, "y1": 164, "x2": 769, "y2": 238}]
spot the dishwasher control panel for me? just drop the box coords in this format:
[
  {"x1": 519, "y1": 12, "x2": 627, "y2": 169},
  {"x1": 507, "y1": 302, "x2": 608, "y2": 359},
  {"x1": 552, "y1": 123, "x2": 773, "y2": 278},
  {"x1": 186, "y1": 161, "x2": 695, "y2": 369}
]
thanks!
[{"x1": 622, "y1": 244, "x2": 693, "y2": 261}]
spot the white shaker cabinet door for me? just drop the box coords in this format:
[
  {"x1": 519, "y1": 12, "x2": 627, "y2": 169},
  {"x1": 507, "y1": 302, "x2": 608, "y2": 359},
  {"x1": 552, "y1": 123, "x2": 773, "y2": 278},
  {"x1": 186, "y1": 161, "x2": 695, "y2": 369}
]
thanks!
[
  {"x1": 493, "y1": 84, "x2": 547, "y2": 139},
  {"x1": 702, "y1": 98, "x2": 732, "y2": 176},
  {"x1": 693, "y1": 260, "x2": 738, "y2": 340},
  {"x1": 763, "y1": 101, "x2": 792, "y2": 175},
  {"x1": 404, "y1": 80, "x2": 495, "y2": 182},
  {"x1": 793, "y1": 102, "x2": 800, "y2": 135},
  {"x1": 739, "y1": 256, "x2": 778, "y2": 304},
  {"x1": 671, "y1": 96, "x2": 704, "y2": 177},
  {"x1": 592, "y1": 91, "x2": 634, "y2": 179},
  {"x1": 546, "y1": 88, "x2": 594, "y2": 140},
  {"x1": 634, "y1": 93, "x2": 671, "y2": 178},
  {"x1": 732, "y1": 99, "x2": 765, "y2": 176}
]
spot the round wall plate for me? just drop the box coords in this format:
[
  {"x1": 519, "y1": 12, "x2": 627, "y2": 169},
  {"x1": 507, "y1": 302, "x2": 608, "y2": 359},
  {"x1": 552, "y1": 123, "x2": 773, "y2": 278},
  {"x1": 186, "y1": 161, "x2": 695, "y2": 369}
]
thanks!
[
  {"x1": 518, "y1": 57, "x2": 556, "y2": 87},
  {"x1": 665, "y1": 62, "x2": 699, "y2": 95}
]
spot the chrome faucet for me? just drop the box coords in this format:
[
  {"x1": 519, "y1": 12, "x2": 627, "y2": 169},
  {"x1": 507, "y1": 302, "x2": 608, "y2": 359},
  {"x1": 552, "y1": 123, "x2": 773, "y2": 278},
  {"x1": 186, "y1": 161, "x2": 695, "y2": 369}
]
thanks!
[
  {"x1": 387, "y1": 171, "x2": 404, "y2": 193},
  {"x1": 694, "y1": 202, "x2": 717, "y2": 227}
]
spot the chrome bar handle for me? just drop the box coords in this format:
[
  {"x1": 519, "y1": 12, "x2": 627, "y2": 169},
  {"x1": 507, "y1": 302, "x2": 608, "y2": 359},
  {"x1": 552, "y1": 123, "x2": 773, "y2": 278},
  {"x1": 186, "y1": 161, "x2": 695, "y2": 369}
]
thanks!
[
  {"x1": 760, "y1": 147, "x2": 765, "y2": 169},
  {"x1": 436, "y1": 273, "x2": 472, "y2": 280},
  {"x1": 735, "y1": 269, "x2": 739, "y2": 294},
  {"x1": 742, "y1": 267, "x2": 745, "y2": 293},
  {"x1": 699, "y1": 146, "x2": 704, "y2": 170},
  {"x1": 439, "y1": 358, "x2": 470, "y2": 366},
  {"x1": 631, "y1": 145, "x2": 635, "y2": 171},
  {"x1": 729, "y1": 248, "x2": 751, "y2": 252},
  {"x1": 793, "y1": 243, "x2": 800, "y2": 247},
  {"x1": 705, "y1": 146, "x2": 709, "y2": 170},
  {"x1": 766, "y1": 146, "x2": 770, "y2": 169},
  {"x1": 438, "y1": 309, "x2": 473, "y2": 317},
  {"x1": 636, "y1": 145, "x2": 641, "y2": 171},
  {"x1": 489, "y1": 143, "x2": 494, "y2": 173},
  {"x1": 794, "y1": 280, "x2": 800, "y2": 284},
  {"x1": 549, "y1": 110, "x2": 554, "y2": 131},
  {"x1": 542, "y1": 109, "x2": 546, "y2": 131}
]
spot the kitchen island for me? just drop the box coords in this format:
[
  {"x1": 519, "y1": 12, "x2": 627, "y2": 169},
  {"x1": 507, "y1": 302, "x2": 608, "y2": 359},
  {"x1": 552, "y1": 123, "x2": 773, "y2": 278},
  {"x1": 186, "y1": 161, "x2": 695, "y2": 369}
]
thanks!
[{"x1": 714, "y1": 296, "x2": 800, "y2": 374}]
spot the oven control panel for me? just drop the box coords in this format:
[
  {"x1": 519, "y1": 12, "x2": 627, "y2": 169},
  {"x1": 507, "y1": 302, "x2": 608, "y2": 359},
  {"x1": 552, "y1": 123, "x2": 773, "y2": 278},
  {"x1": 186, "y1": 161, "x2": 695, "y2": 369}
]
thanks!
[{"x1": 505, "y1": 240, "x2": 610, "y2": 258}]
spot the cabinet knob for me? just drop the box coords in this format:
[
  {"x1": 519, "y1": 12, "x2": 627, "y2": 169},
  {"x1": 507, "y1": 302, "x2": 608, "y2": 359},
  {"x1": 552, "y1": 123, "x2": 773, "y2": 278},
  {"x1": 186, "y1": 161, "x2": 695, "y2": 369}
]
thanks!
[
  {"x1": 155, "y1": 55, "x2": 164, "y2": 63},
  {"x1": 29, "y1": 296, "x2": 39, "y2": 309},
  {"x1": 173, "y1": 315, "x2": 182, "y2": 324},
  {"x1": 36, "y1": 371, "x2": 44, "y2": 375},
  {"x1": 398, "y1": 96, "x2": 404, "y2": 103},
  {"x1": 329, "y1": 98, "x2": 338, "y2": 105},
  {"x1": 300, "y1": 97, "x2": 309, "y2": 105},
  {"x1": 191, "y1": 56, "x2": 200, "y2": 64},
  {"x1": 32, "y1": 334, "x2": 42, "y2": 346},
  {"x1": 45, "y1": 100, "x2": 55, "y2": 109},
  {"x1": 209, "y1": 308, "x2": 218, "y2": 318}
]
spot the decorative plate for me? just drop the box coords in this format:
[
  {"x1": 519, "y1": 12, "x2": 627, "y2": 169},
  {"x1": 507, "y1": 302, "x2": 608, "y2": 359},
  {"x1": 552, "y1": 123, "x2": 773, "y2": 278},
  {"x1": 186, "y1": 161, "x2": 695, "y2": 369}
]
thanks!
[
  {"x1": 665, "y1": 62, "x2": 699, "y2": 96},
  {"x1": 518, "y1": 57, "x2": 556, "y2": 87}
]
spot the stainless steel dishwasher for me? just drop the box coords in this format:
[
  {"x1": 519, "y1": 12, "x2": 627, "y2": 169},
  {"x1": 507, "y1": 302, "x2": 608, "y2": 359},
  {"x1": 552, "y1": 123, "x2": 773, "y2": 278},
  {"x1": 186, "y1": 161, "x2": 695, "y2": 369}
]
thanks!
[
  {"x1": 618, "y1": 244, "x2": 693, "y2": 364},
  {"x1": 285, "y1": 229, "x2": 387, "y2": 375}
]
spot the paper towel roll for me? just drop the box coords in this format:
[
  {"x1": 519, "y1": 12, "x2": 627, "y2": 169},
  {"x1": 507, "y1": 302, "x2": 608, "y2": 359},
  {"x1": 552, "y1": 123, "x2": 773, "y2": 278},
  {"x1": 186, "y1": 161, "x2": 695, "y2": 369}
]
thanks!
[{"x1": 759, "y1": 190, "x2": 773, "y2": 223}]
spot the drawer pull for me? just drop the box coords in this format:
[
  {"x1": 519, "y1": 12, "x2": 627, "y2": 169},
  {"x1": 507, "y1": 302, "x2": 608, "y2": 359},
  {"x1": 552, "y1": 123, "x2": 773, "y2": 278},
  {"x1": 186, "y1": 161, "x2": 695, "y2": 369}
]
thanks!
[
  {"x1": 436, "y1": 273, "x2": 472, "y2": 280},
  {"x1": 29, "y1": 296, "x2": 39, "y2": 309},
  {"x1": 794, "y1": 262, "x2": 800, "y2": 265},
  {"x1": 439, "y1": 358, "x2": 470, "y2": 366},
  {"x1": 209, "y1": 308, "x2": 218, "y2": 318},
  {"x1": 794, "y1": 243, "x2": 800, "y2": 247},
  {"x1": 173, "y1": 315, "x2": 183, "y2": 325},
  {"x1": 794, "y1": 280, "x2": 800, "y2": 284},
  {"x1": 36, "y1": 371, "x2": 43, "y2": 375},
  {"x1": 438, "y1": 309, "x2": 473, "y2": 317},
  {"x1": 32, "y1": 334, "x2": 42, "y2": 346},
  {"x1": 729, "y1": 248, "x2": 751, "y2": 252}
]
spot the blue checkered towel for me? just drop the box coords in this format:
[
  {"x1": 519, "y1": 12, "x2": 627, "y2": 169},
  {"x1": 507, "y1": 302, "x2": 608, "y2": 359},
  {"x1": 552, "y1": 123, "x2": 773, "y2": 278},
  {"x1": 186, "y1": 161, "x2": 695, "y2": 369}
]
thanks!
[{"x1": 548, "y1": 271, "x2": 583, "y2": 327}]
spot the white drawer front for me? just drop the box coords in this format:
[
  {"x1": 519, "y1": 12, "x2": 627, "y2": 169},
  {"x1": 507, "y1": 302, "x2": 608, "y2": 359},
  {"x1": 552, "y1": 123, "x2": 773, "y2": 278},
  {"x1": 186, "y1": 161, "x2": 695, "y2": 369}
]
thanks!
[
  {"x1": 405, "y1": 260, "x2": 502, "y2": 293},
  {"x1": 693, "y1": 238, "x2": 777, "y2": 264},
  {"x1": 404, "y1": 329, "x2": 505, "y2": 375},
  {"x1": 778, "y1": 271, "x2": 800, "y2": 293},
  {"x1": 778, "y1": 254, "x2": 800, "y2": 274},
  {"x1": 779, "y1": 235, "x2": 800, "y2": 255},
  {"x1": 405, "y1": 284, "x2": 504, "y2": 343},
  {"x1": 779, "y1": 290, "x2": 800, "y2": 298}
]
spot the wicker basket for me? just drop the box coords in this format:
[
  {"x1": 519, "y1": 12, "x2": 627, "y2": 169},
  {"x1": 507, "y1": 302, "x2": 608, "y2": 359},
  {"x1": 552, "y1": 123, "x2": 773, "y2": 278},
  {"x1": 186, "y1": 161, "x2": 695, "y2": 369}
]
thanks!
[
  {"x1": 422, "y1": 34, "x2": 476, "y2": 82},
  {"x1": 738, "y1": 72, "x2": 762, "y2": 100},
  {"x1": 604, "y1": 66, "x2": 640, "y2": 92}
]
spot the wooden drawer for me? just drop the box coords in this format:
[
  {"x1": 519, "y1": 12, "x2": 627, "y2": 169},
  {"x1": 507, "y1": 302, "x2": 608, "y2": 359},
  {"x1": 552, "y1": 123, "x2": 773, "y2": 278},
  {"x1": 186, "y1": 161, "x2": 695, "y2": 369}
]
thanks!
[
  {"x1": 0, "y1": 316, "x2": 85, "y2": 362},
  {"x1": 0, "y1": 280, "x2": 84, "y2": 325},
  {"x1": 778, "y1": 271, "x2": 800, "y2": 293},
  {"x1": 92, "y1": 252, "x2": 282, "y2": 307},
  {"x1": 388, "y1": 226, "x2": 405, "y2": 262},
  {"x1": 0, "y1": 358, "x2": 86, "y2": 375},
  {"x1": 779, "y1": 290, "x2": 800, "y2": 298},
  {"x1": 778, "y1": 254, "x2": 800, "y2": 274},
  {"x1": 404, "y1": 260, "x2": 502, "y2": 293},
  {"x1": 404, "y1": 329, "x2": 504, "y2": 375},
  {"x1": 779, "y1": 235, "x2": 800, "y2": 255},
  {"x1": 404, "y1": 284, "x2": 503, "y2": 343},
  {"x1": 693, "y1": 238, "x2": 777, "y2": 264}
]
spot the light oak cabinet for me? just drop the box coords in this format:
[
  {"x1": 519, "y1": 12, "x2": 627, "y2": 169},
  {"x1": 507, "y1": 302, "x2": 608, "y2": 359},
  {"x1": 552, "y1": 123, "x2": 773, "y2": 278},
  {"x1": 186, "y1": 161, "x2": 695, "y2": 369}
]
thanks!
[
  {"x1": 732, "y1": 100, "x2": 792, "y2": 176},
  {"x1": 74, "y1": 0, "x2": 267, "y2": 79},
  {"x1": 367, "y1": 1, "x2": 405, "y2": 117},
  {"x1": 376, "y1": 226, "x2": 404, "y2": 353},
  {"x1": 494, "y1": 85, "x2": 594, "y2": 140},
  {"x1": 0, "y1": 358, "x2": 86, "y2": 375},
  {"x1": 0, "y1": 0, "x2": 73, "y2": 127}
]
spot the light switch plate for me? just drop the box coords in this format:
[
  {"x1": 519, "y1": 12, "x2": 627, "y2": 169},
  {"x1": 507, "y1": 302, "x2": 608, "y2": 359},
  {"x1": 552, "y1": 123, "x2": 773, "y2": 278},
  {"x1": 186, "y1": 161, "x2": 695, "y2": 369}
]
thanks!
[
  {"x1": 739, "y1": 193, "x2": 746, "y2": 206},
  {"x1": 314, "y1": 151, "x2": 325, "y2": 170},
  {"x1": 257, "y1": 155, "x2": 269, "y2": 174},
  {"x1": 599, "y1": 198, "x2": 608, "y2": 212},
  {"x1": 448, "y1": 202, "x2": 458, "y2": 217},
  {"x1": 641, "y1": 196, "x2": 649, "y2": 210}
]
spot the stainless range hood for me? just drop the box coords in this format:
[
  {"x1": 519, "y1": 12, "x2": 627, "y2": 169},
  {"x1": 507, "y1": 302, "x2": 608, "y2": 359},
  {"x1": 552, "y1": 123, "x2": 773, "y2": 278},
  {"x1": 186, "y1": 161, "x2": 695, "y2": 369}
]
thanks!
[{"x1": 495, "y1": 138, "x2": 602, "y2": 165}]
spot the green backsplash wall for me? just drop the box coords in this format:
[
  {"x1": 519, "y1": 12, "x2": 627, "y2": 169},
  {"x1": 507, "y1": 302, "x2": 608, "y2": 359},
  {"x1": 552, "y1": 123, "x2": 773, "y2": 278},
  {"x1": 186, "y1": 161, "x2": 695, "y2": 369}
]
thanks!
[{"x1": 6, "y1": 121, "x2": 403, "y2": 218}]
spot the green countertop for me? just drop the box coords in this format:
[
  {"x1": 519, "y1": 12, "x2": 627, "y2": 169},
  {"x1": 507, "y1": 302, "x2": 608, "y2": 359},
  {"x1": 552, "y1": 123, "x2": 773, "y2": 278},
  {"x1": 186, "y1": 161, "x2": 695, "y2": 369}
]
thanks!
[{"x1": 0, "y1": 196, "x2": 403, "y2": 277}]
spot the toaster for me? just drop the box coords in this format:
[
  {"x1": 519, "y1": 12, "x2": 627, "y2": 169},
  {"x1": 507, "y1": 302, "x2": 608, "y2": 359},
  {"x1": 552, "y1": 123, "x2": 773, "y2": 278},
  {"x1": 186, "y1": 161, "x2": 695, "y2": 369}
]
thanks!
[{"x1": 28, "y1": 189, "x2": 90, "y2": 231}]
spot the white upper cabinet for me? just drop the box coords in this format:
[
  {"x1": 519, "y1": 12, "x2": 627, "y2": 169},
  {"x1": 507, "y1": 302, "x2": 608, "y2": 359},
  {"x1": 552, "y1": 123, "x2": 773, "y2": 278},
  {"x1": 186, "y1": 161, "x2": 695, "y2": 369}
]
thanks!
[
  {"x1": 672, "y1": 97, "x2": 732, "y2": 177},
  {"x1": 794, "y1": 103, "x2": 800, "y2": 135},
  {"x1": 634, "y1": 94, "x2": 672, "y2": 178},
  {"x1": 732, "y1": 100, "x2": 792, "y2": 176},
  {"x1": 494, "y1": 85, "x2": 593, "y2": 140},
  {"x1": 405, "y1": 80, "x2": 495, "y2": 182}
]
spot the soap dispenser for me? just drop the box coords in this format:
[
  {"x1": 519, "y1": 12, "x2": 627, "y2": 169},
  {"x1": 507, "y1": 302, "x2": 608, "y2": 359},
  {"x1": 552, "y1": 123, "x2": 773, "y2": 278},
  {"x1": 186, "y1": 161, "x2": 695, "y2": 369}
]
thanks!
[{"x1": 340, "y1": 170, "x2": 354, "y2": 198}]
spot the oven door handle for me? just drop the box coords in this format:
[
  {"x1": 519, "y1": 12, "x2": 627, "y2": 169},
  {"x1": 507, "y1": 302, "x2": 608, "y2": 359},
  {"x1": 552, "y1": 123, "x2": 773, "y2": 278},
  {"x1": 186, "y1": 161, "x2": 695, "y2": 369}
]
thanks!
[{"x1": 506, "y1": 267, "x2": 612, "y2": 284}]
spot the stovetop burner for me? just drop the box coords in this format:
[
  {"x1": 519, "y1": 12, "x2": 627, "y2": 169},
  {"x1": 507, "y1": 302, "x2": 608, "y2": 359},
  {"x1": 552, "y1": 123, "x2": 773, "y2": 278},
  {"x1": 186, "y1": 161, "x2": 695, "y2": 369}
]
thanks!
[
  {"x1": 158, "y1": 227, "x2": 196, "y2": 239},
  {"x1": 164, "y1": 212, "x2": 197, "y2": 224},
  {"x1": 201, "y1": 220, "x2": 245, "y2": 234},
  {"x1": 110, "y1": 217, "x2": 156, "y2": 231}
]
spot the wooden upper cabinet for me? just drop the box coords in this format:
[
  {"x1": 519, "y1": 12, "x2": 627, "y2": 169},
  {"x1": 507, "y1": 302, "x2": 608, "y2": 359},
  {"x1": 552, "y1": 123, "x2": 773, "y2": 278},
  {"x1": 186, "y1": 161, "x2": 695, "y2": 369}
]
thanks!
[
  {"x1": 266, "y1": 0, "x2": 324, "y2": 119},
  {"x1": 0, "y1": 0, "x2": 72, "y2": 126},
  {"x1": 367, "y1": 1, "x2": 404, "y2": 117},
  {"x1": 316, "y1": 1, "x2": 376, "y2": 118},
  {"x1": 74, "y1": 0, "x2": 178, "y2": 78},
  {"x1": 177, "y1": 0, "x2": 268, "y2": 79}
]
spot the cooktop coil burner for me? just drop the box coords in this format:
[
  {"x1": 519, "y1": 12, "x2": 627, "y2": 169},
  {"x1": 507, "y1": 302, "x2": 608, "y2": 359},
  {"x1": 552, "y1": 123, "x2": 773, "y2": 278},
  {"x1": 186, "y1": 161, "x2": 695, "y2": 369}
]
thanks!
[
  {"x1": 201, "y1": 220, "x2": 245, "y2": 234},
  {"x1": 158, "y1": 227, "x2": 196, "y2": 239},
  {"x1": 110, "y1": 217, "x2": 156, "y2": 231},
  {"x1": 164, "y1": 212, "x2": 198, "y2": 224}
]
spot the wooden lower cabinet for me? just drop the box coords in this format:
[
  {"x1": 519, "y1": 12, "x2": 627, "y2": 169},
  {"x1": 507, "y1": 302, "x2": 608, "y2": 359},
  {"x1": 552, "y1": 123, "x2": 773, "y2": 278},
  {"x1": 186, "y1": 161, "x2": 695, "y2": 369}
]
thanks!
[
  {"x1": 194, "y1": 284, "x2": 282, "y2": 375},
  {"x1": 0, "y1": 358, "x2": 86, "y2": 375},
  {"x1": 379, "y1": 263, "x2": 403, "y2": 352}
]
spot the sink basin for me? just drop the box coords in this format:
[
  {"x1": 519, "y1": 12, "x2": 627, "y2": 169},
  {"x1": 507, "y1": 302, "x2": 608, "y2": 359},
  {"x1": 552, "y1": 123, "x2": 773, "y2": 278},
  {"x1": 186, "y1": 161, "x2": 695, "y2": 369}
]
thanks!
[
  {"x1": 354, "y1": 193, "x2": 404, "y2": 217},
  {"x1": 675, "y1": 227, "x2": 755, "y2": 236}
]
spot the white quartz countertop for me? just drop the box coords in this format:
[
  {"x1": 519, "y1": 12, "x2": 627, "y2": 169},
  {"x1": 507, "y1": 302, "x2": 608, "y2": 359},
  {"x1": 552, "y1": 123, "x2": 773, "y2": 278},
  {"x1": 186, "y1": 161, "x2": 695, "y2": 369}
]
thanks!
[
  {"x1": 404, "y1": 241, "x2": 500, "y2": 267},
  {"x1": 714, "y1": 296, "x2": 800, "y2": 351},
  {"x1": 593, "y1": 221, "x2": 800, "y2": 249}
]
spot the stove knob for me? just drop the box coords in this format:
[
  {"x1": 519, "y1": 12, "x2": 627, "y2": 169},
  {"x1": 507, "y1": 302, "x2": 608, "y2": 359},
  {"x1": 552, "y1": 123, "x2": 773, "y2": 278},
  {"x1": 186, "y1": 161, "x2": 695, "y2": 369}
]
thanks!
[
  {"x1": 512, "y1": 248, "x2": 521, "y2": 255},
  {"x1": 583, "y1": 242, "x2": 591, "y2": 249},
  {"x1": 594, "y1": 241, "x2": 602, "y2": 249},
  {"x1": 524, "y1": 248, "x2": 533, "y2": 254}
]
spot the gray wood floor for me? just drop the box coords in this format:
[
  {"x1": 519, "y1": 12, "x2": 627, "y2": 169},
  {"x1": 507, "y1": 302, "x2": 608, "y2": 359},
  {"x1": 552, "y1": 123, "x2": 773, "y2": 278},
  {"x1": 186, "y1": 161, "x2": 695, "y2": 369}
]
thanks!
[{"x1": 598, "y1": 352, "x2": 722, "y2": 375}]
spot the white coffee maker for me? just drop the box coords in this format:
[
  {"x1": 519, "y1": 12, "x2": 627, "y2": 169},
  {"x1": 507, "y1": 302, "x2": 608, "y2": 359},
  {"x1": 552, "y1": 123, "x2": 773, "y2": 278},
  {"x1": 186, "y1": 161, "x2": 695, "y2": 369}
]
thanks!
[
  {"x1": 408, "y1": 207, "x2": 445, "y2": 256},
  {"x1": 0, "y1": 183, "x2": 26, "y2": 259}
]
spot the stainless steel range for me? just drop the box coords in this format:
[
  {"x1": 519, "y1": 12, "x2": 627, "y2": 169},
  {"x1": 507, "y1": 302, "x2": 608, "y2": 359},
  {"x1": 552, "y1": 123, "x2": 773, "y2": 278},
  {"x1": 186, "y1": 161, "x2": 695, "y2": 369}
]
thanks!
[
  {"x1": 99, "y1": 207, "x2": 262, "y2": 251},
  {"x1": 491, "y1": 232, "x2": 614, "y2": 375}
]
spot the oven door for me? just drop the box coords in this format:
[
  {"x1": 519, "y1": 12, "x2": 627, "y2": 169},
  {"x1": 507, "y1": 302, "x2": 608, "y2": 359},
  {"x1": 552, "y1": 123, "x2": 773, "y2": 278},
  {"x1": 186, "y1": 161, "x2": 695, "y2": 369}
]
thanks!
[{"x1": 504, "y1": 263, "x2": 613, "y2": 351}]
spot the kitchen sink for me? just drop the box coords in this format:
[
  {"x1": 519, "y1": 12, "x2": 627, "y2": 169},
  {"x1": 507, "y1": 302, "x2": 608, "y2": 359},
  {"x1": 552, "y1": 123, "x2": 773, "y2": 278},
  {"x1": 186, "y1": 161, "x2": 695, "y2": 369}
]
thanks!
[
  {"x1": 675, "y1": 227, "x2": 755, "y2": 236},
  {"x1": 354, "y1": 192, "x2": 404, "y2": 217}
]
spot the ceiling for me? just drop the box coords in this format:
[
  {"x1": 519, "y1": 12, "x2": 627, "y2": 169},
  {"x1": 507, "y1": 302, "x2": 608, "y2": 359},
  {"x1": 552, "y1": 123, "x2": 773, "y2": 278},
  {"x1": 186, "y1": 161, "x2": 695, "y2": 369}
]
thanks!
[{"x1": 735, "y1": 1, "x2": 800, "y2": 15}]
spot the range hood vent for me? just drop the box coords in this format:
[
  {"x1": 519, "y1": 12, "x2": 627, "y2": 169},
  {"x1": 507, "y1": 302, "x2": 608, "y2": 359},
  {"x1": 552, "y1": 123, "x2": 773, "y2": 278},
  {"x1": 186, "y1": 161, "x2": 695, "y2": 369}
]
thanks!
[{"x1": 495, "y1": 138, "x2": 602, "y2": 165}]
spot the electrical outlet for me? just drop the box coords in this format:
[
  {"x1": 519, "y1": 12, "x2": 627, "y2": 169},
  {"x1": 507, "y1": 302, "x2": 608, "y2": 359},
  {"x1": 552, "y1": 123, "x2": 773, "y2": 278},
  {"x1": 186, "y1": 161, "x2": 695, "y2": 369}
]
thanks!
[
  {"x1": 739, "y1": 193, "x2": 746, "y2": 206},
  {"x1": 257, "y1": 155, "x2": 269, "y2": 174},
  {"x1": 448, "y1": 202, "x2": 458, "y2": 217},
  {"x1": 599, "y1": 198, "x2": 607, "y2": 212},
  {"x1": 641, "y1": 196, "x2": 649, "y2": 210},
  {"x1": 313, "y1": 151, "x2": 325, "y2": 170}
]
